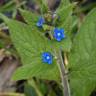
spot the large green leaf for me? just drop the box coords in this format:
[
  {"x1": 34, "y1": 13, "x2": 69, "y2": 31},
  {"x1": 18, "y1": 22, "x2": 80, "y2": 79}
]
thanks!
[
  {"x1": 69, "y1": 8, "x2": 96, "y2": 96},
  {"x1": 0, "y1": 14, "x2": 60, "y2": 81},
  {"x1": 12, "y1": 60, "x2": 60, "y2": 81}
]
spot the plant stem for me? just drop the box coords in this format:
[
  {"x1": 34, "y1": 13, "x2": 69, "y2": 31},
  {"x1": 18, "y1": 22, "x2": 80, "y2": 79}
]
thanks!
[{"x1": 57, "y1": 50, "x2": 71, "y2": 96}]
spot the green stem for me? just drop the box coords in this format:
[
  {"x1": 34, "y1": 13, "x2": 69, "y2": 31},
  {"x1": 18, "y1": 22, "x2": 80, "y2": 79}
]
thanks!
[{"x1": 57, "y1": 50, "x2": 71, "y2": 96}]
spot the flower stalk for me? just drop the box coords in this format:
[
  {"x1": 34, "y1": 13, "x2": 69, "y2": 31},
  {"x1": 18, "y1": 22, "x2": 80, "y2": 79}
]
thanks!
[{"x1": 57, "y1": 50, "x2": 71, "y2": 96}]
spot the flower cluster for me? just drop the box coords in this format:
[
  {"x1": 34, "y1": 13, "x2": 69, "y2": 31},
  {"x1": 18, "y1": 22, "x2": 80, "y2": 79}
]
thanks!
[
  {"x1": 36, "y1": 14, "x2": 66, "y2": 64},
  {"x1": 36, "y1": 17, "x2": 65, "y2": 42}
]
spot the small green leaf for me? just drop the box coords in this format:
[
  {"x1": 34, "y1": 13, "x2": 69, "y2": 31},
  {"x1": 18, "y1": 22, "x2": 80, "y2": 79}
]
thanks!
[
  {"x1": 57, "y1": 4, "x2": 73, "y2": 25},
  {"x1": 19, "y1": 9, "x2": 38, "y2": 26},
  {"x1": 57, "y1": 3, "x2": 75, "y2": 35},
  {"x1": 57, "y1": 0, "x2": 70, "y2": 12},
  {"x1": 69, "y1": 8, "x2": 96, "y2": 96},
  {"x1": 0, "y1": 1, "x2": 15, "y2": 13},
  {"x1": 37, "y1": 0, "x2": 48, "y2": 13},
  {"x1": 51, "y1": 3, "x2": 75, "y2": 52},
  {"x1": 19, "y1": 9, "x2": 44, "y2": 33}
]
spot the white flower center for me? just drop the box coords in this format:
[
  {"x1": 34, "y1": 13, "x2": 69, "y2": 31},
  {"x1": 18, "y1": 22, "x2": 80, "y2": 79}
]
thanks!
[
  {"x1": 46, "y1": 56, "x2": 50, "y2": 60},
  {"x1": 57, "y1": 32, "x2": 61, "y2": 36}
]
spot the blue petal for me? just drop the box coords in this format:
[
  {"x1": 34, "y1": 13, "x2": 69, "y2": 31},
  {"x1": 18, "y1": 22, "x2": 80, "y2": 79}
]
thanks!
[
  {"x1": 36, "y1": 22, "x2": 42, "y2": 27},
  {"x1": 60, "y1": 29, "x2": 65, "y2": 38},
  {"x1": 62, "y1": 33, "x2": 65, "y2": 38},
  {"x1": 54, "y1": 28, "x2": 59, "y2": 33},
  {"x1": 56, "y1": 37, "x2": 62, "y2": 42},
  {"x1": 36, "y1": 17, "x2": 45, "y2": 27},
  {"x1": 48, "y1": 59, "x2": 52, "y2": 64}
]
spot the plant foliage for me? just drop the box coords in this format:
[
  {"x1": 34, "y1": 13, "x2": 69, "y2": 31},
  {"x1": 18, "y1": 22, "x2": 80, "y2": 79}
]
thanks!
[{"x1": 0, "y1": 0, "x2": 96, "y2": 96}]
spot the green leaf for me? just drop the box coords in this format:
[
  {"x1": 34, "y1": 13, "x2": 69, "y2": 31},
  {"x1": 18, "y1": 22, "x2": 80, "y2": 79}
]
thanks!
[
  {"x1": 69, "y1": 8, "x2": 96, "y2": 96},
  {"x1": 57, "y1": 0, "x2": 70, "y2": 11},
  {"x1": 0, "y1": 14, "x2": 60, "y2": 81},
  {"x1": 19, "y1": 9, "x2": 45, "y2": 33},
  {"x1": 58, "y1": 3, "x2": 75, "y2": 35},
  {"x1": 0, "y1": 1, "x2": 15, "y2": 13},
  {"x1": 24, "y1": 83, "x2": 37, "y2": 96},
  {"x1": 13, "y1": 59, "x2": 60, "y2": 81},
  {"x1": 37, "y1": 0, "x2": 48, "y2": 13},
  {"x1": 51, "y1": 4, "x2": 75, "y2": 52},
  {"x1": 19, "y1": 9, "x2": 45, "y2": 34},
  {"x1": 19, "y1": 9, "x2": 38, "y2": 26},
  {"x1": 27, "y1": 80, "x2": 43, "y2": 96},
  {"x1": 57, "y1": 4, "x2": 73, "y2": 24}
]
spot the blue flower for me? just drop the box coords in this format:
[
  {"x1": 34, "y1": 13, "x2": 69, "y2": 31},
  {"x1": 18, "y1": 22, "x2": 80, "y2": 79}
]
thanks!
[
  {"x1": 36, "y1": 17, "x2": 45, "y2": 27},
  {"x1": 42, "y1": 52, "x2": 53, "y2": 64},
  {"x1": 53, "y1": 28, "x2": 65, "y2": 42}
]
